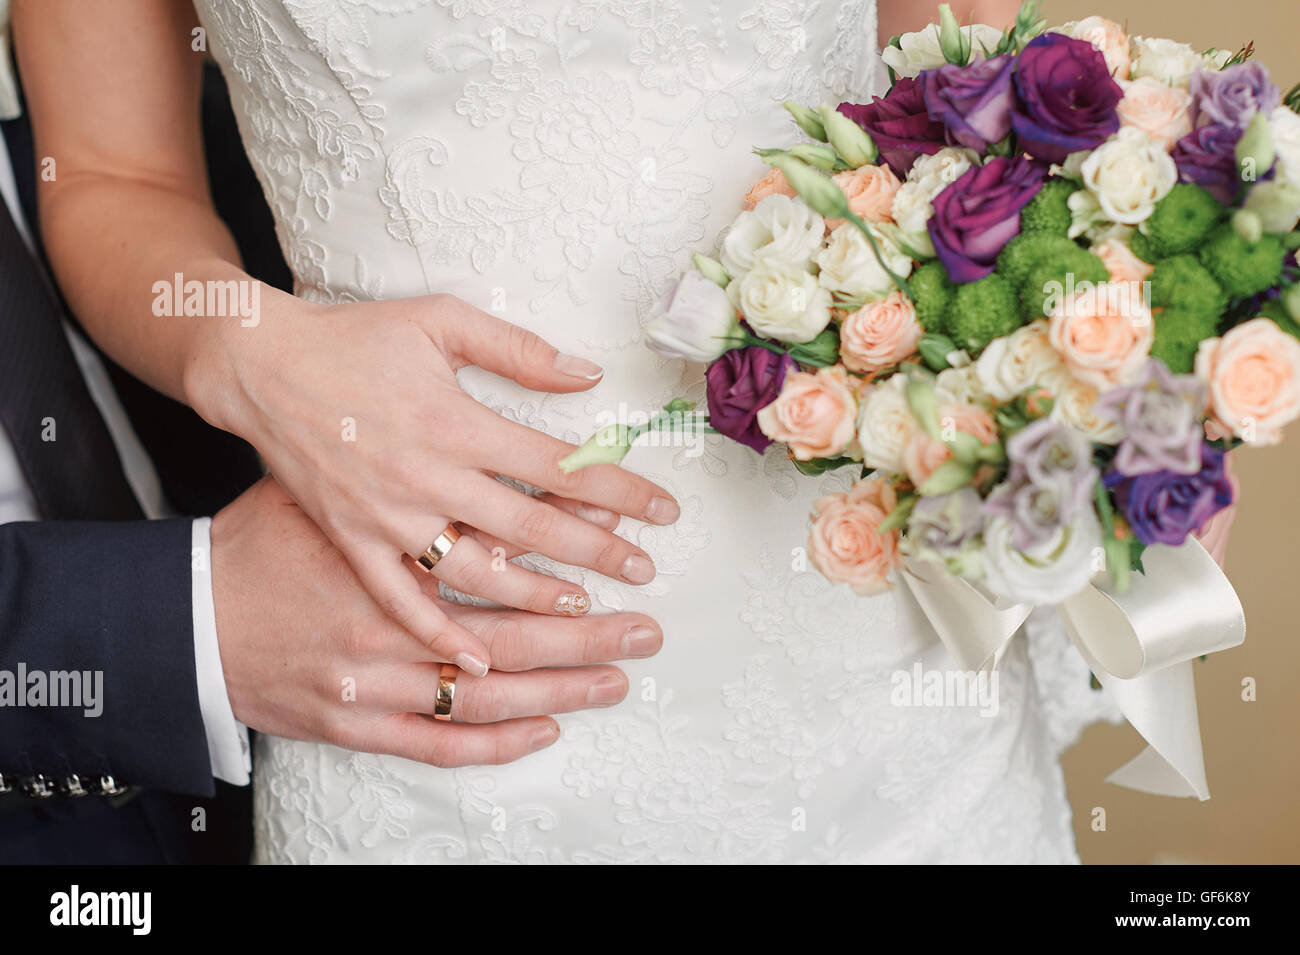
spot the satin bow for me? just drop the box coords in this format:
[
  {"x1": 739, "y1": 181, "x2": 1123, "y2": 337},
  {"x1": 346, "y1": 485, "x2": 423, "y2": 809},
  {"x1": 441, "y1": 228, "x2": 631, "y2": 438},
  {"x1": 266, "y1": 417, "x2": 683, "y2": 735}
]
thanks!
[{"x1": 901, "y1": 539, "x2": 1246, "y2": 800}]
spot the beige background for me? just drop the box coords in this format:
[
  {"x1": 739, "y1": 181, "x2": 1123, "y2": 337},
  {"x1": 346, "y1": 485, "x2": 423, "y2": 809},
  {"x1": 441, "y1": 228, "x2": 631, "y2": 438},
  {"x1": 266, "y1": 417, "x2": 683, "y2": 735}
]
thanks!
[{"x1": 1032, "y1": 0, "x2": 1300, "y2": 864}]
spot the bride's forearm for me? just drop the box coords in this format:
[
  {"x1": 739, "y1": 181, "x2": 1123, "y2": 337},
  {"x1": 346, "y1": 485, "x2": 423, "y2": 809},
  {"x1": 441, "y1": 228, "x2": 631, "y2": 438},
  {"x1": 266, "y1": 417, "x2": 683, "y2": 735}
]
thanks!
[{"x1": 37, "y1": 171, "x2": 297, "y2": 436}]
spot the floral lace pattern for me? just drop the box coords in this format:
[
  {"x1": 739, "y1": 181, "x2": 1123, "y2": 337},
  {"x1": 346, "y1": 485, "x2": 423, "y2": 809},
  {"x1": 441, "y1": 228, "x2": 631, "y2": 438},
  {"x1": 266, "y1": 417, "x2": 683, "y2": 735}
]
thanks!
[{"x1": 195, "y1": 0, "x2": 1116, "y2": 864}]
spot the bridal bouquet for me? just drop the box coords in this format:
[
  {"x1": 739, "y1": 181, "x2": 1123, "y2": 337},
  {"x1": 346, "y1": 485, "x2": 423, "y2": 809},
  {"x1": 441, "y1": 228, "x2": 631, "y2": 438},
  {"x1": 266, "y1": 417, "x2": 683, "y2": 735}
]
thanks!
[{"x1": 568, "y1": 1, "x2": 1300, "y2": 612}]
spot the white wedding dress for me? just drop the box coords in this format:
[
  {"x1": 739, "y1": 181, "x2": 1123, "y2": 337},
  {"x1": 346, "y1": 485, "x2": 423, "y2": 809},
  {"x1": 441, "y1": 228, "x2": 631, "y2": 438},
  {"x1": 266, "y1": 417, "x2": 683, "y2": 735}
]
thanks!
[{"x1": 196, "y1": 0, "x2": 1119, "y2": 864}]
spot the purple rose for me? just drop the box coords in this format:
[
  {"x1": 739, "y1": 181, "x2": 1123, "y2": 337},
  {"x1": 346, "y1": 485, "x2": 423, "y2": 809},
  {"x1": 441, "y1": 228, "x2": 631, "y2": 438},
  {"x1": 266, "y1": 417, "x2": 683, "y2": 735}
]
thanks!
[
  {"x1": 1010, "y1": 33, "x2": 1122, "y2": 164},
  {"x1": 1097, "y1": 359, "x2": 1207, "y2": 477},
  {"x1": 1190, "y1": 63, "x2": 1280, "y2": 131},
  {"x1": 927, "y1": 155, "x2": 1046, "y2": 283},
  {"x1": 838, "y1": 77, "x2": 947, "y2": 178},
  {"x1": 705, "y1": 346, "x2": 793, "y2": 454},
  {"x1": 1171, "y1": 123, "x2": 1244, "y2": 204},
  {"x1": 1106, "y1": 444, "x2": 1234, "y2": 547},
  {"x1": 919, "y1": 55, "x2": 1018, "y2": 152}
]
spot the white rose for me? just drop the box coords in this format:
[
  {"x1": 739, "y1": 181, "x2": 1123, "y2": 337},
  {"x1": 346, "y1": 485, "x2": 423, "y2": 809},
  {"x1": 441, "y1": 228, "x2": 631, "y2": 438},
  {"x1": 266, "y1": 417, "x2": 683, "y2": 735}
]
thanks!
[
  {"x1": 721, "y1": 194, "x2": 824, "y2": 278},
  {"x1": 643, "y1": 271, "x2": 742, "y2": 363},
  {"x1": 881, "y1": 22, "x2": 1005, "y2": 79},
  {"x1": 935, "y1": 363, "x2": 989, "y2": 406},
  {"x1": 890, "y1": 147, "x2": 979, "y2": 254},
  {"x1": 975, "y1": 320, "x2": 1067, "y2": 402},
  {"x1": 726, "y1": 261, "x2": 832, "y2": 344},
  {"x1": 856, "y1": 375, "x2": 916, "y2": 474},
  {"x1": 981, "y1": 510, "x2": 1102, "y2": 605},
  {"x1": 1129, "y1": 37, "x2": 1204, "y2": 88},
  {"x1": 1271, "y1": 106, "x2": 1300, "y2": 186},
  {"x1": 1049, "y1": 375, "x2": 1125, "y2": 444},
  {"x1": 815, "y1": 222, "x2": 913, "y2": 300},
  {"x1": 1080, "y1": 127, "x2": 1177, "y2": 225}
]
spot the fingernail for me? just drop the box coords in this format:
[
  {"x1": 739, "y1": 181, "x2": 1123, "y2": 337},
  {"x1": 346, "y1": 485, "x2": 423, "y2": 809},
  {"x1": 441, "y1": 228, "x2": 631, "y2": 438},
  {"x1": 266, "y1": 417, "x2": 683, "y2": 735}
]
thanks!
[
  {"x1": 621, "y1": 626, "x2": 661, "y2": 658},
  {"x1": 554, "y1": 592, "x2": 591, "y2": 616},
  {"x1": 576, "y1": 503, "x2": 618, "y2": 527},
  {"x1": 554, "y1": 353, "x2": 604, "y2": 380},
  {"x1": 454, "y1": 652, "x2": 490, "y2": 678},
  {"x1": 587, "y1": 674, "x2": 626, "y2": 706},
  {"x1": 620, "y1": 554, "x2": 656, "y2": 585},
  {"x1": 531, "y1": 723, "x2": 560, "y2": 749},
  {"x1": 645, "y1": 496, "x2": 680, "y2": 524}
]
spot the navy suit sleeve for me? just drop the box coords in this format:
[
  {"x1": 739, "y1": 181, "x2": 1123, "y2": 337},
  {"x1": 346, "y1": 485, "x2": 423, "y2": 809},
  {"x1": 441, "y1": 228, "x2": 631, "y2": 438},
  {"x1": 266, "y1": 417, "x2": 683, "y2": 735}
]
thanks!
[{"x1": 0, "y1": 518, "x2": 213, "y2": 797}]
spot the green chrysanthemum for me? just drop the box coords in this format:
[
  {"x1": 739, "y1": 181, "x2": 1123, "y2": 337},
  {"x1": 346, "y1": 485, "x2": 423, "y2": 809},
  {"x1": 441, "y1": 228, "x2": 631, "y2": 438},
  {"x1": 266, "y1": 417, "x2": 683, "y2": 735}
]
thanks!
[
  {"x1": 949, "y1": 274, "x2": 1020, "y2": 353},
  {"x1": 1018, "y1": 247, "x2": 1110, "y2": 321},
  {"x1": 1019, "y1": 178, "x2": 1080, "y2": 237},
  {"x1": 1149, "y1": 255, "x2": 1228, "y2": 322},
  {"x1": 995, "y1": 233, "x2": 1083, "y2": 294},
  {"x1": 1142, "y1": 184, "x2": 1226, "y2": 257},
  {"x1": 1198, "y1": 225, "x2": 1286, "y2": 299},
  {"x1": 1150, "y1": 306, "x2": 1221, "y2": 374},
  {"x1": 908, "y1": 260, "x2": 956, "y2": 336}
]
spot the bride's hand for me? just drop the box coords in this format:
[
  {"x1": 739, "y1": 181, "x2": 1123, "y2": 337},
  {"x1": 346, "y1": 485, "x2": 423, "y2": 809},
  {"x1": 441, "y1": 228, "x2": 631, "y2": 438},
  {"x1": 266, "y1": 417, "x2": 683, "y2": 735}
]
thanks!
[{"x1": 190, "y1": 289, "x2": 679, "y2": 675}]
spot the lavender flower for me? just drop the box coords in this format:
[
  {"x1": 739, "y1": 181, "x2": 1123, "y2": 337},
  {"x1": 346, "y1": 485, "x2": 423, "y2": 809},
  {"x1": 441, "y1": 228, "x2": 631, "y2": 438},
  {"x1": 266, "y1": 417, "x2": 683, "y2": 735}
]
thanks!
[
  {"x1": 984, "y1": 418, "x2": 1099, "y2": 550},
  {"x1": 1097, "y1": 359, "x2": 1207, "y2": 476},
  {"x1": 908, "y1": 489, "x2": 984, "y2": 556},
  {"x1": 1190, "y1": 63, "x2": 1281, "y2": 131}
]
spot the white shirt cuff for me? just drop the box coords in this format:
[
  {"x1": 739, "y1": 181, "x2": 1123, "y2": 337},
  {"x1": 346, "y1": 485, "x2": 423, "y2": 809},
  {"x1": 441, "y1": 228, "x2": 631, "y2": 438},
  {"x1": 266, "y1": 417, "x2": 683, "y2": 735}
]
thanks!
[{"x1": 191, "y1": 517, "x2": 252, "y2": 786}]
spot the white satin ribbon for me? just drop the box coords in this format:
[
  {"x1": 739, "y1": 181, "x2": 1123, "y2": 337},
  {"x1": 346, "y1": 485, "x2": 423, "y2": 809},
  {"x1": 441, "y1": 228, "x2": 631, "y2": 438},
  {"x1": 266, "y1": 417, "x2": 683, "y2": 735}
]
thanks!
[
  {"x1": 0, "y1": 0, "x2": 19, "y2": 121},
  {"x1": 901, "y1": 538, "x2": 1245, "y2": 800}
]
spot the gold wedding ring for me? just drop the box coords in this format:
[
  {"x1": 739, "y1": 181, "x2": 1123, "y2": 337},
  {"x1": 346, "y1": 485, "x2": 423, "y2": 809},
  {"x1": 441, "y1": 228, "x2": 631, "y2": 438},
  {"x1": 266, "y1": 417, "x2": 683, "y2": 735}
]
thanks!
[
  {"x1": 433, "y1": 663, "x2": 458, "y2": 721},
  {"x1": 417, "y1": 525, "x2": 462, "y2": 571}
]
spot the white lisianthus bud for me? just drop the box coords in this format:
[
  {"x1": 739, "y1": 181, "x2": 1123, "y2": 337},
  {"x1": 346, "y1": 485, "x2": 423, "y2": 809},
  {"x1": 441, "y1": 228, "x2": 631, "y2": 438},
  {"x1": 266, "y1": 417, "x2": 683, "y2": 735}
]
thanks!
[
  {"x1": 937, "y1": 4, "x2": 971, "y2": 65},
  {"x1": 1236, "y1": 111, "x2": 1276, "y2": 184},
  {"x1": 726, "y1": 261, "x2": 832, "y2": 344},
  {"x1": 784, "y1": 101, "x2": 828, "y2": 142},
  {"x1": 762, "y1": 154, "x2": 853, "y2": 221},
  {"x1": 559, "y1": 425, "x2": 633, "y2": 473},
  {"x1": 881, "y1": 22, "x2": 1003, "y2": 78},
  {"x1": 1243, "y1": 179, "x2": 1300, "y2": 234},
  {"x1": 1231, "y1": 208, "x2": 1264, "y2": 243},
  {"x1": 692, "y1": 253, "x2": 731, "y2": 288},
  {"x1": 787, "y1": 143, "x2": 843, "y2": 170},
  {"x1": 644, "y1": 271, "x2": 743, "y2": 362},
  {"x1": 816, "y1": 104, "x2": 878, "y2": 168}
]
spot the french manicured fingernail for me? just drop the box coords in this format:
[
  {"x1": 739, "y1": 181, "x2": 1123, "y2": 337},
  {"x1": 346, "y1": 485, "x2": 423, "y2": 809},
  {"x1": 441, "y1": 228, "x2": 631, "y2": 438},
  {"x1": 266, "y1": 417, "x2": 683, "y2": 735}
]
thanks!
[
  {"x1": 621, "y1": 626, "x2": 661, "y2": 658},
  {"x1": 620, "y1": 554, "x2": 656, "y2": 584},
  {"x1": 587, "y1": 675, "x2": 626, "y2": 706},
  {"x1": 531, "y1": 724, "x2": 560, "y2": 749},
  {"x1": 576, "y1": 503, "x2": 618, "y2": 527},
  {"x1": 645, "y1": 496, "x2": 680, "y2": 524},
  {"x1": 554, "y1": 353, "x2": 604, "y2": 380},
  {"x1": 454, "y1": 652, "x2": 490, "y2": 678},
  {"x1": 554, "y1": 592, "x2": 591, "y2": 616}
]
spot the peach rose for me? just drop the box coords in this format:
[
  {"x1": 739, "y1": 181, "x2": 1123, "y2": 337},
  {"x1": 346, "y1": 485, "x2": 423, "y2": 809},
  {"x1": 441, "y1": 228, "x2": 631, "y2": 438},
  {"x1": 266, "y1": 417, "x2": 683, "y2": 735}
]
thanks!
[
  {"x1": 838, "y1": 290, "x2": 924, "y2": 375},
  {"x1": 824, "y1": 164, "x2": 902, "y2": 230},
  {"x1": 1069, "y1": 16, "x2": 1130, "y2": 80},
  {"x1": 900, "y1": 402, "x2": 998, "y2": 488},
  {"x1": 1048, "y1": 282, "x2": 1154, "y2": 389},
  {"x1": 808, "y1": 477, "x2": 901, "y2": 596},
  {"x1": 1093, "y1": 237, "x2": 1154, "y2": 284},
  {"x1": 744, "y1": 168, "x2": 797, "y2": 209},
  {"x1": 1117, "y1": 77, "x2": 1193, "y2": 150},
  {"x1": 1195, "y1": 318, "x2": 1300, "y2": 445},
  {"x1": 756, "y1": 365, "x2": 858, "y2": 460}
]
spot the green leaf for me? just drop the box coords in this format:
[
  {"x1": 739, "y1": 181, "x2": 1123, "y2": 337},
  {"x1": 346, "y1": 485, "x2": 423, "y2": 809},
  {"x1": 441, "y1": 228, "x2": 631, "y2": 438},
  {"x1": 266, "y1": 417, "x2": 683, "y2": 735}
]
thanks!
[
  {"x1": 791, "y1": 455, "x2": 857, "y2": 476},
  {"x1": 918, "y1": 458, "x2": 975, "y2": 495},
  {"x1": 877, "y1": 492, "x2": 917, "y2": 533},
  {"x1": 917, "y1": 333, "x2": 956, "y2": 371}
]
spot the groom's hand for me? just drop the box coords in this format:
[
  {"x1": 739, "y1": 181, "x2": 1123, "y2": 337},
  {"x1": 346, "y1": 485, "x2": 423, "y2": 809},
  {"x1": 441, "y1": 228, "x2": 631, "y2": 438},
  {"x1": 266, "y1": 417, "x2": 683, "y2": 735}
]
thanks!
[{"x1": 209, "y1": 478, "x2": 661, "y2": 767}]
